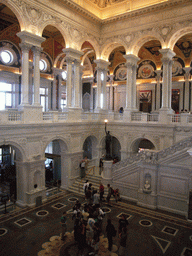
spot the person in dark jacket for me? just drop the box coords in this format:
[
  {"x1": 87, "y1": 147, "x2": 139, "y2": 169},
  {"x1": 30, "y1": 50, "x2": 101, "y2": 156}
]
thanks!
[
  {"x1": 119, "y1": 226, "x2": 127, "y2": 256},
  {"x1": 106, "y1": 219, "x2": 116, "y2": 251}
]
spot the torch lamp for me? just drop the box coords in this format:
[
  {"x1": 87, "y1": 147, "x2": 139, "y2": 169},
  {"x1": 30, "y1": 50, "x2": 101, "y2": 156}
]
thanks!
[{"x1": 104, "y1": 119, "x2": 108, "y2": 133}]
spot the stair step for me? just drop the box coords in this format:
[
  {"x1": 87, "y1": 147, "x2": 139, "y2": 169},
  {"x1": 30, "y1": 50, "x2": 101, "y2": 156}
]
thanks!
[{"x1": 67, "y1": 174, "x2": 104, "y2": 195}]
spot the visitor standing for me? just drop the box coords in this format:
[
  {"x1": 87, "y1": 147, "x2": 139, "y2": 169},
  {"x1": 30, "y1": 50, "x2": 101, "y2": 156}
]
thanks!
[
  {"x1": 106, "y1": 219, "x2": 116, "y2": 251},
  {"x1": 99, "y1": 156, "x2": 104, "y2": 175},
  {"x1": 93, "y1": 189, "x2": 100, "y2": 207},
  {"x1": 106, "y1": 184, "x2": 113, "y2": 205},
  {"x1": 83, "y1": 179, "x2": 89, "y2": 197},
  {"x1": 118, "y1": 214, "x2": 128, "y2": 234},
  {"x1": 118, "y1": 227, "x2": 127, "y2": 256},
  {"x1": 60, "y1": 211, "x2": 67, "y2": 241},
  {"x1": 99, "y1": 183, "x2": 104, "y2": 202}
]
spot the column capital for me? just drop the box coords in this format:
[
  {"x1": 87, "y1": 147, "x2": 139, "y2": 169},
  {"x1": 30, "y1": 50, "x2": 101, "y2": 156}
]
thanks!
[
  {"x1": 184, "y1": 67, "x2": 192, "y2": 80},
  {"x1": 154, "y1": 70, "x2": 162, "y2": 80},
  {"x1": 74, "y1": 59, "x2": 82, "y2": 66},
  {"x1": 65, "y1": 56, "x2": 74, "y2": 64},
  {"x1": 52, "y1": 67, "x2": 63, "y2": 76},
  {"x1": 17, "y1": 31, "x2": 45, "y2": 47},
  {"x1": 159, "y1": 48, "x2": 176, "y2": 60},
  {"x1": 63, "y1": 47, "x2": 83, "y2": 61},
  {"x1": 31, "y1": 46, "x2": 43, "y2": 55},
  {"x1": 19, "y1": 43, "x2": 31, "y2": 52},
  {"x1": 123, "y1": 54, "x2": 140, "y2": 65},
  {"x1": 94, "y1": 59, "x2": 110, "y2": 70},
  {"x1": 108, "y1": 74, "x2": 114, "y2": 82}
]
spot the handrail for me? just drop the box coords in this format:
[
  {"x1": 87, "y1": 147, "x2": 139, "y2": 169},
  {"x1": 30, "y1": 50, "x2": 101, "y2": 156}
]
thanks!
[{"x1": 78, "y1": 166, "x2": 95, "y2": 192}]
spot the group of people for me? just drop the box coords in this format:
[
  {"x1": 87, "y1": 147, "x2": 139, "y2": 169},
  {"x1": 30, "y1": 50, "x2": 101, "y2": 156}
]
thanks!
[
  {"x1": 83, "y1": 180, "x2": 121, "y2": 205},
  {"x1": 60, "y1": 198, "x2": 129, "y2": 256}
]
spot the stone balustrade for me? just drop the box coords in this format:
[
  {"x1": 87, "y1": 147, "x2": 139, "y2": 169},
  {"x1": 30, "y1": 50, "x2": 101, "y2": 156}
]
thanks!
[{"x1": 1, "y1": 108, "x2": 192, "y2": 126}]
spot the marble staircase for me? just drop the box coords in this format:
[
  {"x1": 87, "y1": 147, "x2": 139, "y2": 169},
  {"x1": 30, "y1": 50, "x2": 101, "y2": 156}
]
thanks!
[{"x1": 67, "y1": 174, "x2": 102, "y2": 196}]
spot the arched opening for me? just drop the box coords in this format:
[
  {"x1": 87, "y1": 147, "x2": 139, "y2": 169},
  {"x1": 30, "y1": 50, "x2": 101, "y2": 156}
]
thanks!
[
  {"x1": 41, "y1": 25, "x2": 66, "y2": 111},
  {"x1": 131, "y1": 138, "x2": 155, "y2": 153},
  {"x1": 0, "y1": 144, "x2": 22, "y2": 203},
  {"x1": 173, "y1": 33, "x2": 192, "y2": 113},
  {"x1": 0, "y1": 4, "x2": 21, "y2": 110},
  {"x1": 81, "y1": 41, "x2": 96, "y2": 111},
  {"x1": 108, "y1": 46, "x2": 126, "y2": 111},
  {"x1": 45, "y1": 139, "x2": 67, "y2": 189},
  {"x1": 137, "y1": 40, "x2": 161, "y2": 112},
  {"x1": 83, "y1": 135, "x2": 98, "y2": 160}
]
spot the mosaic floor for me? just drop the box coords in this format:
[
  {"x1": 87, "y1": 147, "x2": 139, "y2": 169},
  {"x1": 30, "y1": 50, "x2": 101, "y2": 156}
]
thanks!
[{"x1": 0, "y1": 192, "x2": 192, "y2": 256}]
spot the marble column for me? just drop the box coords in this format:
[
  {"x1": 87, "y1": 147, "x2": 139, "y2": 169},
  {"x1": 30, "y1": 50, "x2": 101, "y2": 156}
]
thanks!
[
  {"x1": 79, "y1": 65, "x2": 84, "y2": 109},
  {"x1": 155, "y1": 70, "x2": 162, "y2": 111},
  {"x1": 108, "y1": 75, "x2": 114, "y2": 111},
  {"x1": 159, "y1": 48, "x2": 175, "y2": 113},
  {"x1": 73, "y1": 59, "x2": 81, "y2": 108},
  {"x1": 63, "y1": 48, "x2": 83, "y2": 110},
  {"x1": 32, "y1": 46, "x2": 43, "y2": 106},
  {"x1": 19, "y1": 43, "x2": 31, "y2": 106},
  {"x1": 94, "y1": 59, "x2": 110, "y2": 111},
  {"x1": 58, "y1": 74, "x2": 62, "y2": 110},
  {"x1": 52, "y1": 68, "x2": 63, "y2": 110},
  {"x1": 52, "y1": 71, "x2": 58, "y2": 110},
  {"x1": 17, "y1": 31, "x2": 45, "y2": 122},
  {"x1": 103, "y1": 68, "x2": 108, "y2": 110},
  {"x1": 65, "y1": 56, "x2": 73, "y2": 108},
  {"x1": 123, "y1": 54, "x2": 139, "y2": 120},
  {"x1": 184, "y1": 67, "x2": 192, "y2": 112},
  {"x1": 124, "y1": 54, "x2": 139, "y2": 111}
]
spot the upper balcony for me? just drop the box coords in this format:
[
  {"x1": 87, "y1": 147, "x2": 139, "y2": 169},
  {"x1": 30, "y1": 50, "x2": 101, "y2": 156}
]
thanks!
[{"x1": 1, "y1": 108, "x2": 192, "y2": 126}]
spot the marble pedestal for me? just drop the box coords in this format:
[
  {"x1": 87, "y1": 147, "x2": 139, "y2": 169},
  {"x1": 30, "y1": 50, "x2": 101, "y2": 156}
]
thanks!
[{"x1": 101, "y1": 160, "x2": 113, "y2": 186}]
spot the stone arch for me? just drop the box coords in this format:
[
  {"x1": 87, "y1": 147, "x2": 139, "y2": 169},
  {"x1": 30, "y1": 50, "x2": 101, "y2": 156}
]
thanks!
[
  {"x1": 0, "y1": 141, "x2": 25, "y2": 202},
  {"x1": 101, "y1": 40, "x2": 127, "y2": 61},
  {"x1": 39, "y1": 21, "x2": 69, "y2": 47},
  {"x1": 80, "y1": 39, "x2": 99, "y2": 59},
  {"x1": 0, "y1": 0, "x2": 25, "y2": 31},
  {"x1": 44, "y1": 137, "x2": 69, "y2": 189},
  {"x1": 54, "y1": 52, "x2": 66, "y2": 69},
  {"x1": 168, "y1": 26, "x2": 192, "y2": 50},
  {"x1": 130, "y1": 137, "x2": 156, "y2": 154},
  {"x1": 82, "y1": 135, "x2": 98, "y2": 160},
  {"x1": 0, "y1": 140, "x2": 25, "y2": 161},
  {"x1": 130, "y1": 33, "x2": 164, "y2": 56},
  {"x1": 43, "y1": 136, "x2": 69, "y2": 154}
]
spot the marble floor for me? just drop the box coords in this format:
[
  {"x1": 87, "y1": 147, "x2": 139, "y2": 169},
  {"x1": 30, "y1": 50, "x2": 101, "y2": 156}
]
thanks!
[{"x1": 0, "y1": 191, "x2": 192, "y2": 256}]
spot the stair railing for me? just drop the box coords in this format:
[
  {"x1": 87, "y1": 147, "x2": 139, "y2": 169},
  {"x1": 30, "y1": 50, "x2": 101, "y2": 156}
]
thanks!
[{"x1": 78, "y1": 165, "x2": 95, "y2": 192}]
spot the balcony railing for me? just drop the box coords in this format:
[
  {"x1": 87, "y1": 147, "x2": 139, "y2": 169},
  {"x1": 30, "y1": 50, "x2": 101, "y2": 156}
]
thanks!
[
  {"x1": 131, "y1": 112, "x2": 142, "y2": 121},
  {"x1": 1, "y1": 108, "x2": 192, "y2": 126},
  {"x1": 147, "y1": 113, "x2": 159, "y2": 122},
  {"x1": 169, "y1": 114, "x2": 181, "y2": 123}
]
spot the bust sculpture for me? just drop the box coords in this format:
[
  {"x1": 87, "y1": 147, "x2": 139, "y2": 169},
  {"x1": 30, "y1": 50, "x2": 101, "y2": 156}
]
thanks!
[{"x1": 143, "y1": 180, "x2": 152, "y2": 193}]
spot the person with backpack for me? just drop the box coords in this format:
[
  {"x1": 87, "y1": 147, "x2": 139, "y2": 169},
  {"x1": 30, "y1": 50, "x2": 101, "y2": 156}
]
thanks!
[{"x1": 106, "y1": 219, "x2": 116, "y2": 251}]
